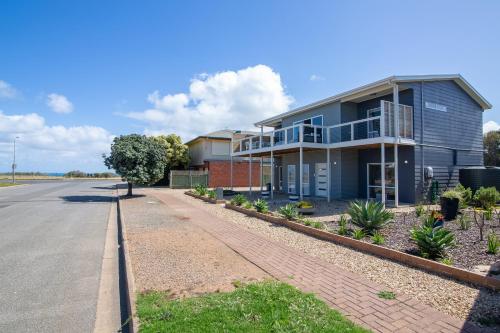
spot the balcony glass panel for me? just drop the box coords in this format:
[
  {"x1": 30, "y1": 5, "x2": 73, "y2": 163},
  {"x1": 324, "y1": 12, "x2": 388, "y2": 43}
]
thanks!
[
  {"x1": 261, "y1": 135, "x2": 271, "y2": 148},
  {"x1": 287, "y1": 127, "x2": 298, "y2": 144},
  {"x1": 251, "y1": 137, "x2": 260, "y2": 150},
  {"x1": 241, "y1": 139, "x2": 250, "y2": 151},
  {"x1": 274, "y1": 130, "x2": 285, "y2": 146}
]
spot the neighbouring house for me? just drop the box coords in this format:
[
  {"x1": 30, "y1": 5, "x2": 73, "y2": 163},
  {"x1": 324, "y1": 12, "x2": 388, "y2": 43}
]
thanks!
[
  {"x1": 231, "y1": 74, "x2": 492, "y2": 205},
  {"x1": 186, "y1": 129, "x2": 270, "y2": 188}
]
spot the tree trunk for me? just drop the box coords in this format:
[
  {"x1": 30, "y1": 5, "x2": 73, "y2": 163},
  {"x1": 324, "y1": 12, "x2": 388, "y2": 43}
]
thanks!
[{"x1": 127, "y1": 182, "x2": 133, "y2": 196}]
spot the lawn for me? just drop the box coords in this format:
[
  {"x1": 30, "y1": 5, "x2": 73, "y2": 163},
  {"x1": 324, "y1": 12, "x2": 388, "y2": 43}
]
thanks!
[
  {"x1": 136, "y1": 280, "x2": 369, "y2": 333},
  {"x1": 0, "y1": 182, "x2": 20, "y2": 187}
]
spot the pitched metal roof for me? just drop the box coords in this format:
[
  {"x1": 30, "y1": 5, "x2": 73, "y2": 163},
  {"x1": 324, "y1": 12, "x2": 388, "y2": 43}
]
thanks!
[{"x1": 255, "y1": 74, "x2": 492, "y2": 127}]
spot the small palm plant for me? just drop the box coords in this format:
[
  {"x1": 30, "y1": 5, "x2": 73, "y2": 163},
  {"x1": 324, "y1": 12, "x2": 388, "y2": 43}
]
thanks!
[
  {"x1": 278, "y1": 204, "x2": 299, "y2": 220},
  {"x1": 410, "y1": 225, "x2": 455, "y2": 260},
  {"x1": 207, "y1": 190, "x2": 216, "y2": 199},
  {"x1": 230, "y1": 194, "x2": 247, "y2": 206},
  {"x1": 253, "y1": 199, "x2": 269, "y2": 213},
  {"x1": 347, "y1": 201, "x2": 394, "y2": 234}
]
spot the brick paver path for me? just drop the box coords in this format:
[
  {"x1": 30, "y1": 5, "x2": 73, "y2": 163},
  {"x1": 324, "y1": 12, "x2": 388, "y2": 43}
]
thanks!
[{"x1": 150, "y1": 191, "x2": 493, "y2": 333}]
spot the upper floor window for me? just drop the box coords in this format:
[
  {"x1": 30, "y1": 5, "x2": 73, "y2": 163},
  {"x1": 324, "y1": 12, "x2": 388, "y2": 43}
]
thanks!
[{"x1": 425, "y1": 101, "x2": 447, "y2": 112}]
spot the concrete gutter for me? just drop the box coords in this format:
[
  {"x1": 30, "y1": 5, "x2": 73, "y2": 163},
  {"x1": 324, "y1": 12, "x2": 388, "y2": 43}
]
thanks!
[
  {"x1": 93, "y1": 197, "x2": 120, "y2": 332},
  {"x1": 116, "y1": 186, "x2": 138, "y2": 333}
]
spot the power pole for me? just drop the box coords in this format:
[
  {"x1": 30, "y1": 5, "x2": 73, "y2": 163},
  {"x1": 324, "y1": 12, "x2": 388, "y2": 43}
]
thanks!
[{"x1": 12, "y1": 136, "x2": 19, "y2": 183}]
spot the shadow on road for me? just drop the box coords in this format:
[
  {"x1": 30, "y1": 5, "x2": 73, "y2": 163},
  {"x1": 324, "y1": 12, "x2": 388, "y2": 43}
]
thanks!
[{"x1": 60, "y1": 195, "x2": 114, "y2": 203}]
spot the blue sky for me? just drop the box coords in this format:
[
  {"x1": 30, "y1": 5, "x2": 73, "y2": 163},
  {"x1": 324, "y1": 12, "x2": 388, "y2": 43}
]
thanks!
[{"x1": 0, "y1": 0, "x2": 498, "y2": 172}]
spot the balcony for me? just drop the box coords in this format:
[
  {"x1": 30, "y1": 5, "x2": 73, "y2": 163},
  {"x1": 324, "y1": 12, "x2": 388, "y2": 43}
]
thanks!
[{"x1": 232, "y1": 100, "x2": 414, "y2": 156}]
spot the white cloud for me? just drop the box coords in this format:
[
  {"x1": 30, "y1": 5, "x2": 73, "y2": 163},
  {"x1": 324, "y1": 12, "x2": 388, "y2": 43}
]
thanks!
[
  {"x1": 47, "y1": 93, "x2": 74, "y2": 113},
  {"x1": 0, "y1": 80, "x2": 18, "y2": 99},
  {"x1": 309, "y1": 74, "x2": 325, "y2": 81},
  {"x1": 123, "y1": 64, "x2": 294, "y2": 140},
  {"x1": 0, "y1": 111, "x2": 114, "y2": 172},
  {"x1": 484, "y1": 120, "x2": 500, "y2": 134}
]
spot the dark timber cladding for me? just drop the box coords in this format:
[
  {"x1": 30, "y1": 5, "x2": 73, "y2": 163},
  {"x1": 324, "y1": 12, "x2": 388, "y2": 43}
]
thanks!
[{"x1": 405, "y1": 80, "x2": 484, "y2": 202}]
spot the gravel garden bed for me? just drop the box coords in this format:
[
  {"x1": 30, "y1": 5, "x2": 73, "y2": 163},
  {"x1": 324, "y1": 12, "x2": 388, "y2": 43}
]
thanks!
[{"x1": 324, "y1": 209, "x2": 500, "y2": 273}]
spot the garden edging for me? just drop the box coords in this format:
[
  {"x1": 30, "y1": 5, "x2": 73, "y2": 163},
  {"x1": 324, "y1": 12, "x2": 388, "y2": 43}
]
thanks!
[
  {"x1": 185, "y1": 191, "x2": 226, "y2": 204},
  {"x1": 224, "y1": 203, "x2": 500, "y2": 291}
]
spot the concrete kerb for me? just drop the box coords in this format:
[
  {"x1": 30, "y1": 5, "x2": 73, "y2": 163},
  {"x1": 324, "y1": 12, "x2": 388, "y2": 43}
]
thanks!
[
  {"x1": 93, "y1": 196, "x2": 119, "y2": 332},
  {"x1": 224, "y1": 203, "x2": 500, "y2": 291},
  {"x1": 116, "y1": 186, "x2": 138, "y2": 333}
]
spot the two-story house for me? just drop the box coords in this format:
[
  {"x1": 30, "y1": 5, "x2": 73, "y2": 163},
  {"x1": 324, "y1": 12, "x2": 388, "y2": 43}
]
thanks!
[{"x1": 231, "y1": 75, "x2": 491, "y2": 206}]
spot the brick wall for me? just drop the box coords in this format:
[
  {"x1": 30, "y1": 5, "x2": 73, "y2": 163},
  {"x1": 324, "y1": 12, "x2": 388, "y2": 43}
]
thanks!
[{"x1": 207, "y1": 160, "x2": 262, "y2": 187}]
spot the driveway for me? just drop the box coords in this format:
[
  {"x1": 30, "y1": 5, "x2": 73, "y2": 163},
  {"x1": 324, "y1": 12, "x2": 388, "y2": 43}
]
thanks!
[{"x1": 0, "y1": 180, "x2": 121, "y2": 332}]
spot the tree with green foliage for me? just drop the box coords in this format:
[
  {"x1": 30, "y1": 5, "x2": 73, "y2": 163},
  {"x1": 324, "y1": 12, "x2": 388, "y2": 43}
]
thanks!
[
  {"x1": 152, "y1": 134, "x2": 190, "y2": 184},
  {"x1": 103, "y1": 134, "x2": 167, "y2": 196},
  {"x1": 484, "y1": 130, "x2": 500, "y2": 166}
]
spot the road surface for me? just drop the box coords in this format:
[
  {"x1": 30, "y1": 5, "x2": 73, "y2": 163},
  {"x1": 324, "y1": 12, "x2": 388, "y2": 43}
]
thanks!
[{"x1": 0, "y1": 180, "x2": 122, "y2": 332}]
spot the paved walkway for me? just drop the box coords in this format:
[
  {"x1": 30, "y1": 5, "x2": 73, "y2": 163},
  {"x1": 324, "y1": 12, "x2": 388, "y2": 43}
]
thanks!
[{"x1": 151, "y1": 190, "x2": 492, "y2": 333}]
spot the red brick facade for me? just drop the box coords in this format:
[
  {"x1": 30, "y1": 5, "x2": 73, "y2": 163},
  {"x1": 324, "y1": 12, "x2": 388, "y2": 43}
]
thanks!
[{"x1": 195, "y1": 160, "x2": 262, "y2": 187}]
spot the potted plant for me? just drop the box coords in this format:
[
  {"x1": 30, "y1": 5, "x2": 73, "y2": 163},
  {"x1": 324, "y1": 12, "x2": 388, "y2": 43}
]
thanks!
[
  {"x1": 440, "y1": 190, "x2": 461, "y2": 220},
  {"x1": 296, "y1": 201, "x2": 315, "y2": 215}
]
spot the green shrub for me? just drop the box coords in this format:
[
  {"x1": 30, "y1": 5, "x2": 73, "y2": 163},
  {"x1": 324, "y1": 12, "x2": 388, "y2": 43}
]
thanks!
[
  {"x1": 352, "y1": 229, "x2": 365, "y2": 240},
  {"x1": 455, "y1": 184, "x2": 473, "y2": 208},
  {"x1": 410, "y1": 225, "x2": 455, "y2": 260},
  {"x1": 457, "y1": 214, "x2": 471, "y2": 230},
  {"x1": 243, "y1": 201, "x2": 253, "y2": 209},
  {"x1": 487, "y1": 232, "x2": 499, "y2": 255},
  {"x1": 347, "y1": 201, "x2": 394, "y2": 234},
  {"x1": 439, "y1": 257, "x2": 453, "y2": 266},
  {"x1": 474, "y1": 187, "x2": 500, "y2": 209},
  {"x1": 253, "y1": 199, "x2": 269, "y2": 213},
  {"x1": 337, "y1": 215, "x2": 349, "y2": 235},
  {"x1": 415, "y1": 204, "x2": 425, "y2": 217},
  {"x1": 296, "y1": 201, "x2": 314, "y2": 209},
  {"x1": 371, "y1": 232, "x2": 385, "y2": 245},
  {"x1": 312, "y1": 221, "x2": 325, "y2": 229},
  {"x1": 441, "y1": 190, "x2": 462, "y2": 200},
  {"x1": 230, "y1": 194, "x2": 247, "y2": 206},
  {"x1": 278, "y1": 204, "x2": 299, "y2": 220},
  {"x1": 301, "y1": 218, "x2": 313, "y2": 226},
  {"x1": 194, "y1": 184, "x2": 208, "y2": 196},
  {"x1": 207, "y1": 190, "x2": 216, "y2": 199},
  {"x1": 484, "y1": 208, "x2": 493, "y2": 221}
]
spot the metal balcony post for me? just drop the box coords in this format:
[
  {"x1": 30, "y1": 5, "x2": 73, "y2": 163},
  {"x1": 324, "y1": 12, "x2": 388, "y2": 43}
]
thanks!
[
  {"x1": 393, "y1": 84, "x2": 399, "y2": 207},
  {"x1": 350, "y1": 123, "x2": 354, "y2": 141}
]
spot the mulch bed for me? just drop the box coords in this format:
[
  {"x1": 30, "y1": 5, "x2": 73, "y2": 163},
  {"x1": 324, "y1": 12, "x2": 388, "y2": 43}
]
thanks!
[{"x1": 325, "y1": 210, "x2": 500, "y2": 271}]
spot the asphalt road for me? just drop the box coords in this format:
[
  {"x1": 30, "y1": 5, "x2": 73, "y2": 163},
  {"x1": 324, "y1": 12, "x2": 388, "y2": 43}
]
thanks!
[{"x1": 0, "y1": 180, "x2": 122, "y2": 332}]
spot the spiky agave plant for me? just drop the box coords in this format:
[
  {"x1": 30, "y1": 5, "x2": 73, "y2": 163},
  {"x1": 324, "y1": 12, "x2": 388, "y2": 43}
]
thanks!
[
  {"x1": 230, "y1": 194, "x2": 247, "y2": 206},
  {"x1": 278, "y1": 204, "x2": 299, "y2": 220},
  {"x1": 347, "y1": 200, "x2": 394, "y2": 234},
  {"x1": 410, "y1": 225, "x2": 455, "y2": 260},
  {"x1": 253, "y1": 199, "x2": 269, "y2": 213}
]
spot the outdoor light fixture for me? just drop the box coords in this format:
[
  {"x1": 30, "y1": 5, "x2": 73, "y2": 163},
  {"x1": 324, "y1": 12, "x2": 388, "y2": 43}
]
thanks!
[{"x1": 404, "y1": 160, "x2": 408, "y2": 164}]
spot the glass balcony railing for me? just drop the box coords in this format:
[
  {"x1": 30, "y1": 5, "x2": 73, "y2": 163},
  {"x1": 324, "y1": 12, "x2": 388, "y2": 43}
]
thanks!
[{"x1": 232, "y1": 100, "x2": 413, "y2": 154}]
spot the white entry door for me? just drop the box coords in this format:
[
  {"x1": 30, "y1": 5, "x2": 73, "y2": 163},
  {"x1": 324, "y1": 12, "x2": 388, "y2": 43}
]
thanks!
[
  {"x1": 287, "y1": 165, "x2": 296, "y2": 194},
  {"x1": 302, "y1": 164, "x2": 310, "y2": 196},
  {"x1": 315, "y1": 163, "x2": 328, "y2": 197}
]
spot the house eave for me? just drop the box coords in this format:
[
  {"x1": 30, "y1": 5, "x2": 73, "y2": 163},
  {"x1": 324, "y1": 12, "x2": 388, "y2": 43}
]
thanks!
[{"x1": 255, "y1": 74, "x2": 492, "y2": 127}]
